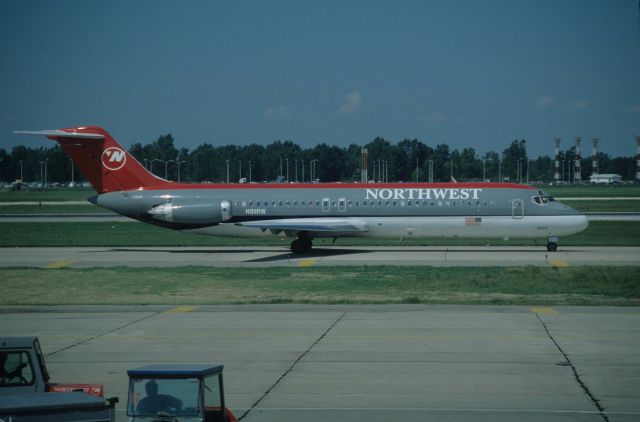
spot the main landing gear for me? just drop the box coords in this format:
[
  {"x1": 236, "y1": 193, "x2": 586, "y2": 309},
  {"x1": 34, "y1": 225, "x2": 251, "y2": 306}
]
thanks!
[
  {"x1": 290, "y1": 234, "x2": 313, "y2": 254},
  {"x1": 546, "y1": 236, "x2": 559, "y2": 252}
]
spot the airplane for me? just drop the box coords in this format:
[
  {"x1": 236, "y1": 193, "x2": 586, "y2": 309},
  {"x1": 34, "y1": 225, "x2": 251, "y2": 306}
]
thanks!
[{"x1": 14, "y1": 126, "x2": 588, "y2": 253}]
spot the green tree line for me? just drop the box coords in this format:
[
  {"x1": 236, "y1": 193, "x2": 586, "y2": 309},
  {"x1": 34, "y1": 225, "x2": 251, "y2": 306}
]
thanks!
[{"x1": 1, "y1": 136, "x2": 636, "y2": 185}]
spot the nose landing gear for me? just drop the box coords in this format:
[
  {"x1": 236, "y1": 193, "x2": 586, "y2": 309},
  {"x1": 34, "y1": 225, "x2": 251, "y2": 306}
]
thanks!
[{"x1": 546, "y1": 236, "x2": 559, "y2": 252}]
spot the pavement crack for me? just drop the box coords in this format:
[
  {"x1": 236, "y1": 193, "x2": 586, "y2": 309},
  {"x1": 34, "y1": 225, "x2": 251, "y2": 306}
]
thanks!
[
  {"x1": 238, "y1": 312, "x2": 347, "y2": 421},
  {"x1": 44, "y1": 311, "x2": 164, "y2": 358},
  {"x1": 535, "y1": 313, "x2": 609, "y2": 422}
]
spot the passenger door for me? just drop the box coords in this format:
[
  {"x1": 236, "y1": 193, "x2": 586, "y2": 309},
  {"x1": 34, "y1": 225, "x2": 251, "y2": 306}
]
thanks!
[{"x1": 512, "y1": 199, "x2": 524, "y2": 219}]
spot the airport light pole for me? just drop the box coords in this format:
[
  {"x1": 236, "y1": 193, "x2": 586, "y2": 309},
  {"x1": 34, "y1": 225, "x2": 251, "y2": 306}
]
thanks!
[
  {"x1": 428, "y1": 160, "x2": 434, "y2": 183},
  {"x1": 152, "y1": 159, "x2": 169, "y2": 180},
  {"x1": 238, "y1": 159, "x2": 242, "y2": 182},
  {"x1": 248, "y1": 160, "x2": 252, "y2": 183},
  {"x1": 44, "y1": 158, "x2": 48, "y2": 188},
  {"x1": 19, "y1": 160, "x2": 24, "y2": 181},
  {"x1": 70, "y1": 159, "x2": 75, "y2": 186},
  {"x1": 416, "y1": 157, "x2": 419, "y2": 183},
  {"x1": 371, "y1": 160, "x2": 376, "y2": 183},
  {"x1": 483, "y1": 158, "x2": 486, "y2": 182},
  {"x1": 169, "y1": 160, "x2": 186, "y2": 182},
  {"x1": 295, "y1": 159, "x2": 298, "y2": 182},
  {"x1": 301, "y1": 159, "x2": 304, "y2": 183},
  {"x1": 498, "y1": 158, "x2": 502, "y2": 182},
  {"x1": 39, "y1": 160, "x2": 43, "y2": 188},
  {"x1": 226, "y1": 159, "x2": 229, "y2": 183},
  {"x1": 310, "y1": 159, "x2": 318, "y2": 182},
  {"x1": 285, "y1": 158, "x2": 289, "y2": 182}
]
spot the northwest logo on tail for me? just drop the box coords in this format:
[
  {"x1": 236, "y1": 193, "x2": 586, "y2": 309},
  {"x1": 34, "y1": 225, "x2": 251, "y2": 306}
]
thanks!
[{"x1": 101, "y1": 147, "x2": 126, "y2": 171}]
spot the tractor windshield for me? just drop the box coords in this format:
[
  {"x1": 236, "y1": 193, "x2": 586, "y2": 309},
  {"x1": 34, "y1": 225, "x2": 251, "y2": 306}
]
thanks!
[{"x1": 128, "y1": 377, "x2": 201, "y2": 417}]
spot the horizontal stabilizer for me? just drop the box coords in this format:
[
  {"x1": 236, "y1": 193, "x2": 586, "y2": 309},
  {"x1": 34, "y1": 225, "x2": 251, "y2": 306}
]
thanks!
[
  {"x1": 236, "y1": 218, "x2": 368, "y2": 233},
  {"x1": 13, "y1": 130, "x2": 104, "y2": 139}
]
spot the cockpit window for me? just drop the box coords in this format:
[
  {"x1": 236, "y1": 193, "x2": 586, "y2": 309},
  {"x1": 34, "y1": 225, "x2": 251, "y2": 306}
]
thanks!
[{"x1": 536, "y1": 190, "x2": 554, "y2": 204}]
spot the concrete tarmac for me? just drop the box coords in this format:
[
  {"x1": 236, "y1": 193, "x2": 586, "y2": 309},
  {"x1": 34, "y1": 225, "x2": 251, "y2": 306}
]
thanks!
[
  {"x1": 0, "y1": 305, "x2": 638, "y2": 421},
  {"x1": 1, "y1": 245, "x2": 639, "y2": 268}
]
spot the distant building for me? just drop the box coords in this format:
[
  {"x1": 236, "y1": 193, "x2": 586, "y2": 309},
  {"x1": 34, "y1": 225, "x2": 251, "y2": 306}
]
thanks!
[{"x1": 589, "y1": 174, "x2": 622, "y2": 184}]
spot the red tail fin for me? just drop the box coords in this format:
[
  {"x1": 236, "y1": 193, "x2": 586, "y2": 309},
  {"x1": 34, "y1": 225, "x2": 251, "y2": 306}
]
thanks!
[{"x1": 14, "y1": 126, "x2": 172, "y2": 194}]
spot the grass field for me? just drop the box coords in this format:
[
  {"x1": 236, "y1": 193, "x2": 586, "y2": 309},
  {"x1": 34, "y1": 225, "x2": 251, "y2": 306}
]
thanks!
[
  {"x1": 1, "y1": 220, "x2": 638, "y2": 247},
  {"x1": 0, "y1": 205, "x2": 110, "y2": 214},
  {"x1": 561, "y1": 200, "x2": 640, "y2": 212},
  {"x1": 538, "y1": 185, "x2": 640, "y2": 197},
  {"x1": 0, "y1": 188, "x2": 96, "y2": 202},
  {"x1": 1, "y1": 266, "x2": 638, "y2": 306}
]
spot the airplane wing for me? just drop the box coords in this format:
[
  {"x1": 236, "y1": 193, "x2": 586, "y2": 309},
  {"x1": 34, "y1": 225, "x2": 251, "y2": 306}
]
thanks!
[{"x1": 235, "y1": 218, "x2": 369, "y2": 235}]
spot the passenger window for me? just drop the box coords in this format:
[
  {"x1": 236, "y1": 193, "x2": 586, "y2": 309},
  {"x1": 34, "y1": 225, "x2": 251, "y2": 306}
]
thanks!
[
  {"x1": 256, "y1": 201, "x2": 260, "y2": 206},
  {"x1": 286, "y1": 201, "x2": 291, "y2": 207},
  {"x1": 293, "y1": 201, "x2": 298, "y2": 206},
  {"x1": 242, "y1": 201, "x2": 247, "y2": 207},
  {"x1": 248, "y1": 201, "x2": 253, "y2": 206},
  {"x1": 408, "y1": 200, "x2": 412, "y2": 206},
  {"x1": 278, "y1": 201, "x2": 283, "y2": 207}
]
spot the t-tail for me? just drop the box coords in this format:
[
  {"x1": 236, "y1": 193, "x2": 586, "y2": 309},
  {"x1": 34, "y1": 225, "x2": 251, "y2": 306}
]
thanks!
[{"x1": 14, "y1": 126, "x2": 171, "y2": 194}]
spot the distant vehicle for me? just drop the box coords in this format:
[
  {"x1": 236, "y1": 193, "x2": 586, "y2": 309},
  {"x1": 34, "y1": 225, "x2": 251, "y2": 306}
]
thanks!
[
  {"x1": 0, "y1": 337, "x2": 104, "y2": 397},
  {"x1": 127, "y1": 364, "x2": 236, "y2": 422},
  {"x1": 0, "y1": 337, "x2": 117, "y2": 421},
  {"x1": 15, "y1": 127, "x2": 588, "y2": 252}
]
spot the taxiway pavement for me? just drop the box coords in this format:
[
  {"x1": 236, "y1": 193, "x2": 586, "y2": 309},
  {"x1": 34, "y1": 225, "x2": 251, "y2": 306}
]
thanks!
[
  {"x1": 0, "y1": 305, "x2": 638, "y2": 421},
  {"x1": 1, "y1": 245, "x2": 639, "y2": 268}
]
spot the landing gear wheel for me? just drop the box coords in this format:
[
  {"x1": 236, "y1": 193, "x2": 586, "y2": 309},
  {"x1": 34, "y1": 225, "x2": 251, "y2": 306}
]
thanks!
[
  {"x1": 546, "y1": 242, "x2": 558, "y2": 252},
  {"x1": 291, "y1": 238, "x2": 313, "y2": 254}
]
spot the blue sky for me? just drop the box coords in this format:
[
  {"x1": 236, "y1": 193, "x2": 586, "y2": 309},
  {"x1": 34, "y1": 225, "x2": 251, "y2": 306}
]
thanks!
[{"x1": 1, "y1": 0, "x2": 639, "y2": 157}]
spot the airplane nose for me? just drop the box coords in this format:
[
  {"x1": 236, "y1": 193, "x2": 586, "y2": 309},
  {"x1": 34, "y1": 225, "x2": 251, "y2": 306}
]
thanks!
[{"x1": 577, "y1": 214, "x2": 589, "y2": 232}]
